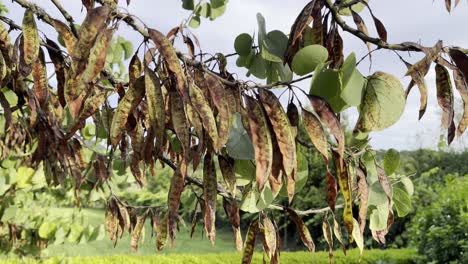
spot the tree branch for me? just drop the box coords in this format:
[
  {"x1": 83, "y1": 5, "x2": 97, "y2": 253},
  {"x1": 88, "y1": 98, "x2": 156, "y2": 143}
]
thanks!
[
  {"x1": 323, "y1": 0, "x2": 420, "y2": 52},
  {"x1": 50, "y1": 0, "x2": 79, "y2": 37}
]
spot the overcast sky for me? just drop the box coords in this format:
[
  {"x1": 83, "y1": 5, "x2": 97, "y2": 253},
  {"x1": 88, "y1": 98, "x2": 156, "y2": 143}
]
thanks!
[{"x1": 4, "y1": 0, "x2": 468, "y2": 150}]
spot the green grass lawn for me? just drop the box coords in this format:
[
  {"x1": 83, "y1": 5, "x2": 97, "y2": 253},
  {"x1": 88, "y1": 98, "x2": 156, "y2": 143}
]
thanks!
[{"x1": 43, "y1": 208, "x2": 238, "y2": 257}]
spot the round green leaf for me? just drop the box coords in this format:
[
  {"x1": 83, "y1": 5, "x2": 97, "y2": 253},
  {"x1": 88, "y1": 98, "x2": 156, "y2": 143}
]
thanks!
[
  {"x1": 261, "y1": 30, "x2": 288, "y2": 62},
  {"x1": 393, "y1": 186, "x2": 412, "y2": 217},
  {"x1": 249, "y1": 54, "x2": 267, "y2": 79},
  {"x1": 309, "y1": 63, "x2": 348, "y2": 112},
  {"x1": 383, "y1": 148, "x2": 400, "y2": 175},
  {"x1": 368, "y1": 181, "x2": 388, "y2": 206},
  {"x1": 188, "y1": 16, "x2": 201, "y2": 28},
  {"x1": 39, "y1": 222, "x2": 57, "y2": 239},
  {"x1": 227, "y1": 113, "x2": 255, "y2": 160},
  {"x1": 234, "y1": 33, "x2": 253, "y2": 56},
  {"x1": 355, "y1": 71, "x2": 405, "y2": 133},
  {"x1": 292, "y1": 45, "x2": 328, "y2": 76},
  {"x1": 369, "y1": 203, "x2": 389, "y2": 231},
  {"x1": 234, "y1": 159, "x2": 255, "y2": 186}
]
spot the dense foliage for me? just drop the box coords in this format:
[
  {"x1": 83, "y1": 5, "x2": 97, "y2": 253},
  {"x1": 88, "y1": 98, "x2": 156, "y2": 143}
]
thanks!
[{"x1": 0, "y1": 0, "x2": 466, "y2": 263}]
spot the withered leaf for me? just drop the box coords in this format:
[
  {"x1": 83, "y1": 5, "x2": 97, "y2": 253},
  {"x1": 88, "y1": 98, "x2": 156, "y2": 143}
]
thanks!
[
  {"x1": 405, "y1": 40, "x2": 443, "y2": 77},
  {"x1": 188, "y1": 80, "x2": 219, "y2": 149},
  {"x1": 259, "y1": 88, "x2": 297, "y2": 184},
  {"x1": 453, "y1": 70, "x2": 468, "y2": 136},
  {"x1": 223, "y1": 198, "x2": 242, "y2": 252},
  {"x1": 148, "y1": 28, "x2": 188, "y2": 101},
  {"x1": 203, "y1": 152, "x2": 217, "y2": 245},
  {"x1": 22, "y1": 9, "x2": 39, "y2": 70},
  {"x1": 167, "y1": 166, "x2": 186, "y2": 243},
  {"x1": 287, "y1": 208, "x2": 315, "y2": 252},
  {"x1": 326, "y1": 169, "x2": 338, "y2": 212},
  {"x1": 242, "y1": 218, "x2": 258, "y2": 264},
  {"x1": 82, "y1": 28, "x2": 114, "y2": 84},
  {"x1": 110, "y1": 76, "x2": 145, "y2": 147},
  {"x1": 157, "y1": 212, "x2": 169, "y2": 251},
  {"x1": 52, "y1": 19, "x2": 77, "y2": 54},
  {"x1": 322, "y1": 219, "x2": 334, "y2": 263},
  {"x1": 82, "y1": 0, "x2": 95, "y2": 11},
  {"x1": 145, "y1": 67, "x2": 166, "y2": 146},
  {"x1": 245, "y1": 95, "x2": 273, "y2": 192},
  {"x1": 45, "y1": 38, "x2": 66, "y2": 107},
  {"x1": 170, "y1": 90, "x2": 190, "y2": 155},
  {"x1": 129, "y1": 53, "x2": 142, "y2": 86},
  {"x1": 284, "y1": 0, "x2": 318, "y2": 65},
  {"x1": 302, "y1": 108, "x2": 328, "y2": 161},
  {"x1": 218, "y1": 155, "x2": 236, "y2": 195},
  {"x1": 205, "y1": 74, "x2": 231, "y2": 151},
  {"x1": 32, "y1": 47, "x2": 48, "y2": 109},
  {"x1": 435, "y1": 63, "x2": 455, "y2": 130},
  {"x1": 356, "y1": 167, "x2": 368, "y2": 235},
  {"x1": 332, "y1": 150, "x2": 353, "y2": 241},
  {"x1": 449, "y1": 48, "x2": 468, "y2": 84},
  {"x1": 261, "y1": 216, "x2": 277, "y2": 260},
  {"x1": 351, "y1": 10, "x2": 372, "y2": 59},
  {"x1": 131, "y1": 211, "x2": 147, "y2": 252},
  {"x1": 72, "y1": 6, "x2": 110, "y2": 76},
  {"x1": 308, "y1": 95, "x2": 344, "y2": 159}
]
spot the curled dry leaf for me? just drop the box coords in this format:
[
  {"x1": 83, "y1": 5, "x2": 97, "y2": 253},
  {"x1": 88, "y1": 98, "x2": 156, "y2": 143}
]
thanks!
[
  {"x1": 326, "y1": 169, "x2": 338, "y2": 212},
  {"x1": 287, "y1": 208, "x2": 315, "y2": 252},
  {"x1": 148, "y1": 28, "x2": 188, "y2": 101},
  {"x1": 170, "y1": 90, "x2": 190, "y2": 155},
  {"x1": 110, "y1": 76, "x2": 145, "y2": 147},
  {"x1": 259, "y1": 88, "x2": 297, "y2": 183},
  {"x1": 245, "y1": 95, "x2": 273, "y2": 192},
  {"x1": 72, "y1": 6, "x2": 110, "y2": 76},
  {"x1": 302, "y1": 108, "x2": 328, "y2": 161},
  {"x1": 189, "y1": 81, "x2": 219, "y2": 149},
  {"x1": 205, "y1": 74, "x2": 231, "y2": 151},
  {"x1": 222, "y1": 198, "x2": 242, "y2": 252},
  {"x1": 52, "y1": 19, "x2": 77, "y2": 54},
  {"x1": 351, "y1": 10, "x2": 372, "y2": 59},
  {"x1": 308, "y1": 95, "x2": 344, "y2": 159},
  {"x1": 453, "y1": 70, "x2": 468, "y2": 136},
  {"x1": 21, "y1": 9, "x2": 39, "y2": 71},
  {"x1": 32, "y1": 47, "x2": 48, "y2": 109},
  {"x1": 203, "y1": 152, "x2": 217, "y2": 245},
  {"x1": 435, "y1": 64, "x2": 455, "y2": 130},
  {"x1": 356, "y1": 167, "x2": 369, "y2": 235},
  {"x1": 82, "y1": 28, "x2": 114, "y2": 84},
  {"x1": 130, "y1": 211, "x2": 147, "y2": 252},
  {"x1": 167, "y1": 165, "x2": 186, "y2": 243},
  {"x1": 218, "y1": 155, "x2": 236, "y2": 195},
  {"x1": 242, "y1": 218, "x2": 258, "y2": 264},
  {"x1": 261, "y1": 216, "x2": 277, "y2": 260},
  {"x1": 322, "y1": 219, "x2": 334, "y2": 263},
  {"x1": 145, "y1": 67, "x2": 166, "y2": 146},
  {"x1": 332, "y1": 150, "x2": 353, "y2": 241},
  {"x1": 45, "y1": 38, "x2": 66, "y2": 107}
]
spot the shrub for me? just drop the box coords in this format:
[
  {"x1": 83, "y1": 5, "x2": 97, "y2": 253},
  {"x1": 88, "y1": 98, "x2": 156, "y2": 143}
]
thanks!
[{"x1": 408, "y1": 175, "x2": 468, "y2": 263}]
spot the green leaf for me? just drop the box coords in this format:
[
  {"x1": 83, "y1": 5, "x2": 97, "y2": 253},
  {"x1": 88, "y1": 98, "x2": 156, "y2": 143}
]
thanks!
[
  {"x1": 182, "y1": 0, "x2": 195, "y2": 10},
  {"x1": 339, "y1": 0, "x2": 369, "y2": 16},
  {"x1": 1, "y1": 88, "x2": 18, "y2": 106},
  {"x1": 39, "y1": 222, "x2": 57, "y2": 239},
  {"x1": 188, "y1": 16, "x2": 201, "y2": 28},
  {"x1": 112, "y1": 43, "x2": 123, "y2": 64},
  {"x1": 16, "y1": 166, "x2": 35, "y2": 189},
  {"x1": 309, "y1": 63, "x2": 348, "y2": 112},
  {"x1": 248, "y1": 54, "x2": 267, "y2": 79},
  {"x1": 234, "y1": 33, "x2": 253, "y2": 56},
  {"x1": 198, "y1": 3, "x2": 211, "y2": 18},
  {"x1": 68, "y1": 224, "x2": 84, "y2": 243},
  {"x1": 82, "y1": 124, "x2": 96, "y2": 140},
  {"x1": 368, "y1": 181, "x2": 388, "y2": 206},
  {"x1": 384, "y1": 148, "x2": 400, "y2": 175},
  {"x1": 240, "y1": 183, "x2": 274, "y2": 213},
  {"x1": 234, "y1": 159, "x2": 255, "y2": 186},
  {"x1": 227, "y1": 113, "x2": 255, "y2": 160},
  {"x1": 292, "y1": 45, "x2": 328, "y2": 76},
  {"x1": 362, "y1": 151, "x2": 378, "y2": 183},
  {"x1": 369, "y1": 203, "x2": 389, "y2": 230},
  {"x1": 256, "y1": 13, "x2": 267, "y2": 51},
  {"x1": 400, "y1": 177, "x2": 414, "y2": 196},
  {"x1": 340, "y1": 53, "x2": 365, "y2": 106},
  {"x1": 0, "y1": 176, "x2": 10, "y2": 196},
  {"x1": 120, "y1": 40, "x2": 133, "y2": 60},
  {"x1": 393, "y1": 186, "x2": 412, "y2": 217},
  {"x1": 210, "y1": 0, "x2": 227, "y2": 20},
  {"x1": 352, "y1": 218, "x2": 364, "y2": 256},
  {"x1": 261, "y1": 30, "x2": 288, "y2": 62},
  {"x1": 355, "y1": 71, "x2": 406, "y2": 133}
]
